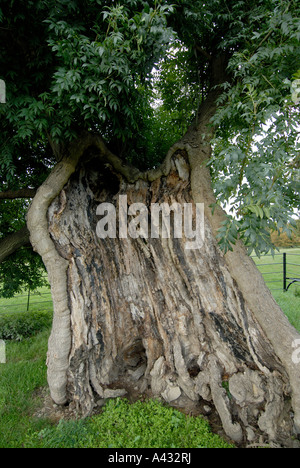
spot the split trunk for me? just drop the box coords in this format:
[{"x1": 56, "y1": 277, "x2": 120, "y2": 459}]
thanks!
[{"x1": 27, "y1": 100, "x2": 300, "y2": 448}]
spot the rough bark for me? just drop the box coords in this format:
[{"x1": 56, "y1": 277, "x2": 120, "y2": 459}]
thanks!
[
  {"x1": 26, "y1": 93, "x2": 300, "y2": 447},
  {"x1": 41, "y1": 145, "x2": 300, "y2": 447},
  {"x1": 181, "y1": 90, "x2": 300, "y2": 441},
  {"x1": 26, "y1": 133, "x2": 143, "y2": 405}
]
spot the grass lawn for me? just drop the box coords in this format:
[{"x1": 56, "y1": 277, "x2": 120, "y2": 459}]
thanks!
[
  {"x1": 0, "y1": 285, "x2": 53, "y2": 315},
  {"x1": 0, "y1": 328, "x2": 50, "y2": 448},
  {"x1": 0, "y1": 248, "x2": 299, "y2": 448}
]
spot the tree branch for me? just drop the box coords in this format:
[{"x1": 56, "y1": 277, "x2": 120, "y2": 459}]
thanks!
[
  {"x1": 0, "y1": 188, "x2": 37, "y2": 199},
  {"x1": 0, "y1": 225, "x2": 31, "y2": 263},
  {"x1": 195, "y1": 44, "x2": 212, "y2": 61},
  {"x1": 72, "y1": 132, "x2": 144, "y2": 183},
  {"x1": 46, "y1": 130, "x2": 63, "y2": 162}
]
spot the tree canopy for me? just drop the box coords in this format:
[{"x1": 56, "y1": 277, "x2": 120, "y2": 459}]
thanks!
[{"x1": 0, "y1": 0, "x2": 300, "y2": 295}]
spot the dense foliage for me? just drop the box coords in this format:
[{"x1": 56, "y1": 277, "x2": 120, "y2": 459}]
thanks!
[
  {"x1": 209, "y1": 3, "x2": 300, "y2": 255},
  {"x1": 0, "y1": 196, "x2": 48, "y2": 297},
  {"x1": 0, "y1": 0, "x2": 175, "y2": 174},
  {"x1": 0, "y1": 310, "x2": 52, "y2": 341},
  {"x1": 0, "y1": 0, "x2": 299, "y2": 293}
]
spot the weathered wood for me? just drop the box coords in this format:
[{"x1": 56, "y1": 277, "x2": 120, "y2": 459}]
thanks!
[
  {"x1": 26, "y1": 89, "x2": 300, "y2": 446},
  {"x1": 46, "y1": 150, "x2": 299, "y2": 446}
]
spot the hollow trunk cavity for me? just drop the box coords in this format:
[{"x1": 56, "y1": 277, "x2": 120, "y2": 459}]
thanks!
[{"x1": 38, "y1": 146, "x2": 300, "y2": 447}]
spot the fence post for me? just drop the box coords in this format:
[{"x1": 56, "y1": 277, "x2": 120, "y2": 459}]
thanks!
[
  {"x1": 283, "y1": 253, "x2": 287, "y2": 292},
  {"x1": 27, "y1": 288, "x2": 30, "y2": 312}
]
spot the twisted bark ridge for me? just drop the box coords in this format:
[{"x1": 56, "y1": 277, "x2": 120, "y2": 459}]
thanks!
[{"x1": 27, "y1": 128, "x2": 300, "y2": 447}]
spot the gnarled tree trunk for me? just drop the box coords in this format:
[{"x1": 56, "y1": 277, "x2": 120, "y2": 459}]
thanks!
[{"x1": 27, "y1": 97, "x2": 300, "y2": 447}]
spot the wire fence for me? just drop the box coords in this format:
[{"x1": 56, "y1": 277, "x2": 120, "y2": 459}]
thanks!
[
  {"x1": 0, "y1": 288, "x2": 53, "y2": 313},
  {"x1": 251, "y1": 252, "x2": 300, "y2": 292}
]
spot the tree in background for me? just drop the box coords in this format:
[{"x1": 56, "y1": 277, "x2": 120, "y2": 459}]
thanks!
[
  {"x1": 271, "y1": 219, "x2": 300, "y2": 247},
  {"x1": 1, "y1": 0, "x2": 300, "y2": 446}
]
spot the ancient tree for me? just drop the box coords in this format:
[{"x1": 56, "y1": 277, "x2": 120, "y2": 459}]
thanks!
[{"x1": 1, "y1": 0, "x2": 300, "y2": 446}]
